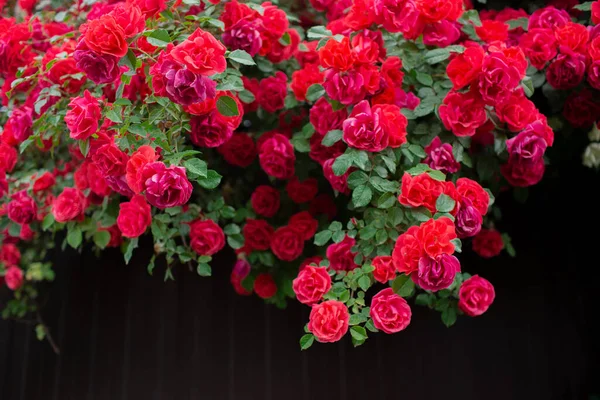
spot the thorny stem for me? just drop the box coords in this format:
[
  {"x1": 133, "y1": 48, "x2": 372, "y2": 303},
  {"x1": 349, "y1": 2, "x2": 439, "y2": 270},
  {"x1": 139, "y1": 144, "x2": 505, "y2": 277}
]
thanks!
[{"x1": 36, "y1": 311, "x2": 60, "y2": 355}]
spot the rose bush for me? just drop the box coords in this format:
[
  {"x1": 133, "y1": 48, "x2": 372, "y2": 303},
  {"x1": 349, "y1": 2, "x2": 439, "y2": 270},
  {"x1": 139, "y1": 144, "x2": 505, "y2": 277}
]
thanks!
[{"x1": 0, "y1": 0, "x2": 592, "y2": 350}]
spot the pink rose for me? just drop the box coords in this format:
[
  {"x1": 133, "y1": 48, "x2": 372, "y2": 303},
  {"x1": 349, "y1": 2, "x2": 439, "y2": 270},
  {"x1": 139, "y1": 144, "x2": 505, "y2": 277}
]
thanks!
[
  {"x1": 424, "y1": 137, "x2": 460, "y2": 174},
  {"x1": 478, "y1": 52, "x2": 522, "y2": 106},
  {"x1": 458, "y1": 275, "x2": 495, "y2": 317},
  {"x1": 423, "y1": 20, "x2": 460, "y2": 47},
  {"x1": 259, "y1": 133, "x2": 295, "y2": 179},
  {"x1": 546, "y1": 47, "x2": 586, "y2": 90},
  {"x1": 7, "y1": 191, "x2": 37, "y2": 225},
  {"x1": 369, "y1": 288, "x2": 411, "y2": 334},
  {"x1": 372, "y1": 255, "x2": 396, "y2": 283},
  {"x1": 4, "y1": 266, "x2": 24, "y2": 290},
  {"x1": 326, "y1": 236, "x2": 358, "y2": 271},
  {"x1": 455, "y1": 199, "x2": 483, "y2": 239},
  {"x1": 323, "y1": 69, "x2": 366, "y2": 105},
  {"x1": 412, "y1": 254, "x2": 461, "y2": 292},
  {"x1": 65, "y1": 90, "x2": 101, "y2": 140},
  {"x1": 140, "y1": 162, "x2": 193, "y2": 209},
  {"x1": 117, "y1": 195, "x2": 152, "y2": 238},
  {"x1": 52, "y1": 188, "x2": 86, "y2": 223},
  {"x1": 308, "y1": 300, "x2": 349, "y2": 343},
  {"x1": 309, "y1": 97, "x2": 348, "y2": 136},
  {"x1": 293, "y1": 265, "x2": 332, "y2": 305},
  {"x1": 271, "y1": 226, "x2": 304, "y2": 261},
  {"x1": 189, "y1": 219, "x2": 225, "y2": 256},
  {"x1": 342, "y1": 100, "x2": 389, "y2": 152}
]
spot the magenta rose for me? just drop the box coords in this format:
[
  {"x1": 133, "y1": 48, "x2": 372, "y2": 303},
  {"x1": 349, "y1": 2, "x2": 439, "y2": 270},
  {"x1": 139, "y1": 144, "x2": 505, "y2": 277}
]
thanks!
[
  {"x1": 412, "y1": 254, "x2": 461, "y2": 292},
  {"x1": 424, "y1": 137, "x2": 460, "y2": 174},
  {"x1": 73, "y1": 40, "x2": 120, "y2": 84},
  {"x1": 455, "y1": 199, "x2": 483, "y2": 239},
  {"x1": 369, "y1": 288, "x2": 412, "y2": 334},
  {"x1": 478, "y1": 52, "x2": 522, "y2": 106},
  {"x1": 342, "y1": 100, "x2": 389, "y2": 152},
  {"x1": 140, "y1": 162, "x2": 193, "y2": 209},
  {"x1": 323, "y1": 69, "x2": 366, "y2": 105},
  {"x1": 308, "y1": 300, "x2": 349, "y2": 343},
  {"x1": 326, "y1": 235, "x2": 358, "y2": 271},
  {"x1": 422, "y1": 20, "x2": 460, "y2": 47},
  {"x1": 7, "y1": 191, "x2": 37, "y2": 225},
  {"x1": 309, "y1": 97, "x2": 348, "y2": 136},
  {"x1": 501, "y1": 157, "x2": 545, "y2": 187},
  {"x1": 546, "y1": 47, "x2": 586, "y2": 90},
  {"x1": 4, "y1": 266, "x2": 24, "y2": 291},
  {"x1": 189, "y1": 112, "x2": 233, "y2": 148},
  {"x1": 258, "y1": 133, "x2": 296, "y2": 179},
  {"x1": 65, "y1": 90, "x2": 101, "y2": 140},
  {"x1": 222, "y1": 19, "x2": 262, "y2": 57},
  {"x1": 189, "y1": 219, "x2": 225, "y2": 256},
  {"x1": 458, "y1": 275, "x2": 495, "y2": 317},
  {"x1": 159, "y1": 57, "x2": 217, "y2": 106},
  {"x1": 528, "y1": 6, "x2": 570, "y2": 29},
  {"x1": 506, "y1": 130, "x2": 548, "y2": 165},
  {"x1": 292, "y1": 265, "x2": 332, "y2": 305},
  {"x1": 6, "y1": 106, "x2": 33, "y2": 143}
]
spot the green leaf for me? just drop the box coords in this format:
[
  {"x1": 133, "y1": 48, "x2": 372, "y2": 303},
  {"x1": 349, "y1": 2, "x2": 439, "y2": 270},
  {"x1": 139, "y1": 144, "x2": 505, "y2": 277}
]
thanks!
[
  {"x1": 416, "y1": 72, "x2": 433, "y2": 86},
  {"x1": 184, "y1": 158, "x2": 208, "y2": 178},
  {"x1": 451, "y1": 238, "x2": 462, "y2": 253},
  {"x1": 332, "y1": 154, "x2": 352, "y2": 176},
  {"x1": 196, "y1": 170, "x2": 222, "y2": 189},
  {"x1": 8, "y1": 223, "x2": 21, "y2": 237},
  {"x1": 328, "y1": 221, "x2": 343, "y2": 231},
  {"x1": 376, "y1": 192, "x2": 396, "y2": 209},
  {"x1": 104, "y1": 108, "x2": 123, "y2": 123},
  {"x1": 358, "y1": 275, "x2": 370, "y2": 291},
  {"x1": 67, "y1": 226, "x2": 82, "y2": 249},
  {"x1": 216, "y1": 95, "x2": 240, "y2": 117},
  {"x1": 365, "y1": 319, "x2": 379, "y2": 333},
  {"x1": 42, "y1": 214, "x2": 55, "y2": 231},
  {"x1": 322, "y1": 129, "x2": 343, "y2": 147},
  {"x1": 227, "y1": 233, "x2": 244, "y2": 249},
  {"x1": 307, "y1": 25, "x2": 332, "y2": 39},
  {"x1": 506, "y1": 17, "x2": 528, "y2": 30},
  {"x1": 223, "y1": 223, "x2": 241, "y2": 235},
  {"x1": 350, "y1": 326, "x2": 368, "y2": 341},
  {"x1": 416, "y1": 293, "x2": 434, "y2": 307},
  {"x1": 391, "y1": 275, "x2": 415, "y2": 297},
  {"x1": 347, "y1": 171, "x2": 369, "y2": 188},
  {"x1": 228, "y1": 49, "x2": 256, "y2": 66},
  {"x1": 238, "y1": 89, "x2": 255, "y2": 104},
  {"x1": 197, "y1": 263, "x2": 212, "y2": 276},
  {"x1": 424, "y1": 45, "x2": 465, "y2": 65},
  {"x1": 119, "y1": 49, "x2": 138, "y2": 73},
  {"x1": 279, "y1": 31, "x2": 291, "y2": 46},
  {"x1": 124, "y1": 238, "x2": 138, "y2": 264},
  {"x1": 408, "y1": 144, "x2": 426, "y2": 158},
  {"x1": 441, "y1": 307, "x2": 457, "y2": 327},
  {"x1": 573, "y1": 1, "x2": 593, "y2": 11},
  {"x1": 314, "y1": 230, "x2": 332, "y2": 246},
  {"x1": 521, "y1": 76, "x2": 534, "y2": 98},
  {"x1": 35, "y1": 324, "x2": 46, "y2": 341},
  {"x1": 146, "y1": 29, "x2": 171, "y2": 47},
  {"x1": 113, "y1": 98, "x2": 132, "y2": 106},
  {"x1": 300, "y1": 334, "x2": 315, "y2": 350},
  {"x1": 352, "y1": 185, "x2": 372, "y2": 208},
  {"x1": 79, "y1": 139, "x2": 90, "y2": 157},
  {"x1": 349, "y1": 313, "x2": 368, "y2": 326},
  {"x1": 93, "y1": 231, "x2": 111, "y2": 249},
  {"x1": 305, "y1": 84, "x2": 326, "y2": 102},
  {"x1": 436, "y1": 194, "x2": 456, "y2": 213}
]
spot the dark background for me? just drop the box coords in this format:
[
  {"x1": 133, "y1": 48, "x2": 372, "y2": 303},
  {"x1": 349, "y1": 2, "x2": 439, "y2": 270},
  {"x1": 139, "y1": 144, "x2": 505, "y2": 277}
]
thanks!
[{"x1": 1, "y1": 148, "x2": 599, "y2": 400}]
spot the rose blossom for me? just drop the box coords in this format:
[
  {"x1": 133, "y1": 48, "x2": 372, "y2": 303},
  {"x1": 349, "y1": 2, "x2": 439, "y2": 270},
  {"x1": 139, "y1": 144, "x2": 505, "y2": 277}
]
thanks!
[
  {"x1": 250, "y1": 185, "x2": 280, "y2": 218},
  {"x1": 326, "y1": 236, "x2": 358, "y2": 271},
  {"x1": 309, "y1": 135, "x2": 346, "y2": 166},
  {"x1": 257, "y1": 72, "x2": 287, "y2": 113},
  {"x1": 528, "y1": 6, "x2": 570, "y2": 30},
  {"x1": 286, "y1": 177, "x2": 318, "y2": 204},
  {"x1": 309, "y1": 98, "x2": 348, "y2": 136},
  {"x1": 308, "y1": 300, "x2": 349, "y2": 343},
  {"x1": 6, "y1": 106, "x2": 32, "y2": 143},
  {"x1": 4, "y1": 266, "x2": 24, "y2": 291},
  {"x1": 0, "y1": 244, "x2": 21, "y2": 265},
  {"x1": 117, "y1": 195, "x2": 152, "y2": 238},
  {"x1": 65, "y1": 90, "x2": 101, "y2": 140},
  {"x1": 170, "y1": 28, "x2": 226, "y2": 76},
  {"x1": 458, "y1": 275, "x2": 495, "y2": 317},
  {"x1": 258, "y1": 133, "x2": 295, "y2": 179},
  {"x1": 506, "y1": 131, "x2": 548, "y2": 165},
  {"x1": 546, "y1": 48, "x2": 586, "y2": 90},
  {"x1": 189, "y1": 219, "x2": 225, "y2": 256},
  {"x1": 322, "y1": 158, "x2": 350, "y2": 195},
  {"x1": 253, "y1": 273, "x2": 277, "y2": 299},
  {"x1": 423, "y1": 20, "x2": 460, "y2": 47},
  {"x1": 323, "y1": 69, "x2": 366, "y2": 106},
  {"x1": 416, "y1": 217, "x2": 457, "y2": 259},
  {"x1": 52, "y1": 188, "x2": 86, "y2": 222},
  {"x1": 92, "y1": 143, "x2": 128, "y2": 177},
  {"x1": 372, "y1": 256, "x2": 396, "y2": 283},
  {"x1": 73, "y1": 40, "x2": 120, "y2": 84},
  {"x1": 478, "y1": 52, "x2": 522, "y2": 106},
  {"x1": 0, "y1": 143, "x2": 18, "y2": 173},
  {"x1": 501, "y1": 157, "x2": 545, "y2": 187},
  {"x1": 455, "y1": 199, "x2": 483, "y2": 238},
  {"x1": 424, "y1": 137, "x2": 460, "y2": 174},
  {"x1": 518, "y1": 28, "x2": 558, "y2": 70},
  {"x1": 7, "y1": 191, "x2": 37, "y2": 225},
  {"x1": 289, "y1": 211, "x2": 318, "y2": 241},
  {"x1": 412, "y1": 254, "x2": 461, "y2": 292},
  {"x1": 242, "y1": 219, "x2": 274, "y2": 251},
  {"x1": 293, "y1": 265, "x2": 332, "y2": 305},
  {"x1": 439, "y1": 89, "x2": 488, "y2": 137},
  {"x1": 189, "y1": 112, "x2": 234, "y2": 148},
  {"x1": 139, "y1": 162, "x2": 193, "y2": 209},
  {"x1": 392, "y1": 225, "x2": 422, "y2": 274},
  {"x1": 222, "y1": 19, "x2": 262, "y2": 57},
  {"x1": 472, "y1": 229, "x2": 504, "y2": 258},
  {"x1": 342, "y1": 100, "x2": 389, "y2": 152},
  {"x1": 456, "y1": 178, "x2": 490, "y2": 216},
  {"x1": 369, "y1": 288, "x2": 412, "y2": 334},
  {"x1": 231, "y1": 259, "x2": 252, "y2": 296},
  {"x1": 270, "y1": 226, "x2": 304, "y2": 261},
  {"x1": 218, "y1": 133, "x2": 257, "y2": 168},
  {"x1": 446, "y1": 45, "x2": 485, "y2": 90},
  {"x1": 83, "y1": 15, "x2": 128, "y2": 57}
]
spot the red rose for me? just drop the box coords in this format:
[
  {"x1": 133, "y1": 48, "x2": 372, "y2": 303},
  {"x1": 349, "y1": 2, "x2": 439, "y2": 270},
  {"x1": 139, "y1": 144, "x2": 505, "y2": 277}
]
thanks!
[
  {"x1": 458, "y1": 275, "x2": 495, "y2": 317},
  {"x1": 293, "y1": 265, "x2": 331, "y2": 305},
  {"x1": 0, "y1": 143, "x2": 18, "y2": 173},
  {"x1": 563, "y1": 89, "x2": 600, "y2": 128},
  {"x1": 416, "y1": 217, "x2": 456, "y2": 258},
  {"x1": 117, "y1": 195, "x2": 152, "y2": 238},
  {"x1": 439, "y1": 89, "x2": 488, "y2": 137},
  {"x1": 344, "y1": 0, "x2": 376, "y2": 30},
  {"x1": 593, "y1": 1, "x2": 600, "y2": 24},
  {"x1": 309, "y1": 97, "x2": 348, "y2": 136},
  {"x1": 289, "y1": 211, "x2": 318, "y2": 241},
  {"x1": 261, "y1": 1, "x2": 289, "y2": 38},
  {"x1": 251, "y1": 185, "x2": 280, "y2": 218},
  {"x1": 127, "y1": 0, "x2": 167, "y2": 18},
  {"x1": 319, "y1": 36, "x2": 355, "y2": 71},
  {"x1": 170, "y1": 28, "x2": 226, "y2": 76},
  {"x1": 472, "y1": 229, "x2": 504, "y2": 258},
  {"x1": 0, "y1": 244, "x2": 21, "y2": 265},
  {"x1": 4, "y1": 266, "x2": 24, "y2": 291},
  {"x1": 546, "y1": 47, "x2": 586, "y2": 90},
  {"x1": 375, "y1": 103, "x2": 408, "y2": 148},
  {"x1": 456, "y1": 178, "x2": 489, "y2": 216},
  {"x1": 217, "y1": 133, "x2": 257, "y2": 168},
  {"x1": 501, "y1": 157, "x2": 545, "y2": 187},
  {"x1": 220, "y1": 0, "x2": 258, "y2": 30},
  {"x1": 372, "y1": 255, "x2": 396, "y2": 283},
  {"x1": 33, "y1": 172, "x2": 56, "y2": 193},
  {"x1": 555, "y1": 22, "x2": 589, "y2": 54},
  {"x1": 7, "y1": 191, "x2": 37, "y2": 225},
  {"x1": 258, "y1": 133, "x2": 295, "y2": 179},
  {"x1": 529, "y1": 6, "x2": 570, "y2": 29},
  {"x1": 101, "y1": 224, "x2": 123, "y2": 248},
  {"x1": 415, "y1": 0, "x2": 462, "y2": 23},
  {"x1": 309, "y1": 194, "x2": 338, "y2": 220},
  {"x1": 370, "y1": 288, "x2": 412, "y2": 334},
  {"x1": 496, "y1": 91, "x2": 539, "y2": 132},
  {"x1": 392, "y1": 225, "x2": 422, "y2": 274},
  {"x1": 299, "y1": 256, "x2": 324, "y2": 271},
  {"x1": 52, "y1": 188, "x2": 86, "y2": 223},
  {"x1": 323, "y1": 158, "x2": 350, "y2": 195},
  {"x1": 308, "y1": 300, "x2": 349, "y2": 343},
  {"x1": 270, "y1": 226, "x2": 304, "y2": 261},
  {"x1": 257, "y1": 71, "x2": 287, "y2": 113},
  {"x1": 291, "y1": 64, "x2": 324, "y2": 101},
  {"x1": 83, "y1": 15, "x2": 128, "y2": 57},
  {"x1": 126, "y1": 146, "x2": 159, "y2": 194},
  {"x1": 92, "y1": 143, "x2": 128, "y2": 178},
  {"x1": 65, "y1": 90, "x2": 101, "y2": 141},
  {"x1": 478, "y1": 52, "x2": 522, "y2": 106},
  {"x1": 326, "y1": 236, "x2": 358, "y2": 271},
  {"x1": 475, "y1": 20, "x2": 509, "y2": 43},
  {"x1": 189, "y1": 219, "x2": 225, "y2": 256},
  {"x1": 398, "y1": 172, "x2": 451, "y2": 214},
  {"x1": 231, "y1": 259, "x2": 252, "y2": 296},
  {"x1": 342, "y1": 100, "x2": 389, "y2": 152},
  {"x1": 519, "y1": 28, "x2": 558, "y2": 70},
  {"x1": 242, "y1": 219, "x2": 274, "y2": 251},
  {"x1": 286, "y1": 177, "x2": 318, "y2": 204},
  {"x1": 309, "y1": 133, "x2": 346, "y2": 166},
  {"x1": 253, "y1": 273, "x2": 278, "y2": 299},
  {"x1": 110, "y1": 3, "x2": 146, "y2": 38}
]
